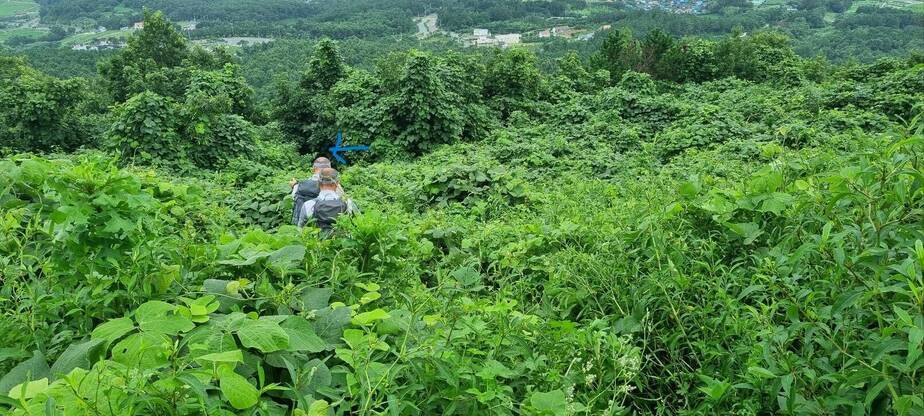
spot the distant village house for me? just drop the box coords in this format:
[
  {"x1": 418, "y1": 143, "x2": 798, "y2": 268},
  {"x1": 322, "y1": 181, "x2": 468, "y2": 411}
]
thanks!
[
  {"x1": 71, "y1": 39, "x2": 126, "y2": 51},
  {"x1": 552, "y1": 26, "x2": 574, "y2": 38},
  {"x1": 495, "y1": 34, "x2": 521, "y2": 46}
]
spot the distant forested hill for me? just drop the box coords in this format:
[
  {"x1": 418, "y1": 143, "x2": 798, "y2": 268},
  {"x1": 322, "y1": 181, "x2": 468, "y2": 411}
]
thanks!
[
  {"x1": 36, "y1": 0, "x2": 314, "y2": 24},
  {"x1": 22, "y1": 0, "x2": 923, "y2": 60}
]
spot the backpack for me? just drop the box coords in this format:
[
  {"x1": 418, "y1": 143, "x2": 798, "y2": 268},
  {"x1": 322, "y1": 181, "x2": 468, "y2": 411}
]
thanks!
[
  {"x1": 313, "y1": 198, "x2": 348, "y2": 231},
  {"x1": 291, "y1": 179, "x2": 320, "y2": 225}
]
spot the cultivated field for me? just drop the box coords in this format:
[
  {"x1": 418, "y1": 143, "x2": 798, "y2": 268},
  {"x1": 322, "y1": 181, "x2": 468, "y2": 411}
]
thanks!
[
  {"x1": 0, "y1": 0, "x2": 37, "y2": 18},
  {"x1": 0, "y1": 26, "x2": 45, "y2": 42}
]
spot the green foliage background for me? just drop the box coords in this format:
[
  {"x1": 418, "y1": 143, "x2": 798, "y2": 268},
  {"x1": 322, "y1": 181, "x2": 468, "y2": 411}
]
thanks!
[{"x1": 1, "y1": 8, "x2": 924, "y2": 416}]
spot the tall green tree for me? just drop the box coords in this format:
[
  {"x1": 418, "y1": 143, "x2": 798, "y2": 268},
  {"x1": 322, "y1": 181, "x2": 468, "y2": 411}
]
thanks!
[
  {"x1": 273, "y1": 38, "x2": 346, "y2": 154},
  {"x1": 330, "y1": 68, "x2": 393, "y2": 157},
  {"x1": 660, "y1": 38, "x2": 720, "y2": 83},
  {"x1": 439, "y1": 52, "x2": 495, "y2": 140},
  {"x1": 715, "y1": 31, "x2": 800, "y2": 82},
  {"x1": 0, "y1": 57, "x2": 91, "y2": 153},
  {"x1": 183, "y1": 66, "x2": 256, "y2": 168},
  {"x1": 99, "y1": 9, "x2": 190, "y2": 102},
  {"x1": 641, "y1": 29, "x2": 674, "y2": 78},
  {"x1": 302, "y1": 38, "x2": 346, "y2": 91},
  {"x1": 124, "y1": 9, "x2": 188, "y2": 68},
  {"x1": 106, "y1": 91, "x2": 183, "y2": 166},
  {"x1": 485, "y1": 48, "x2": 544, "y2": 118},
  {"x1": 553, "y1": 51, "x2": 606, "y2": 95},
  {"x1": 590, "y1": 28, "x2": 641, "y2": 83},
  {"x1": 389, "y1": 50, "x2": 463, "y2": 154}
]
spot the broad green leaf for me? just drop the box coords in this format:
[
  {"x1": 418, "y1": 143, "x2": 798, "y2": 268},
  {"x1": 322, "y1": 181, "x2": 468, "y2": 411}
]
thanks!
[
  {"x1": 307, "y1": 399, "x2": 330, "y2": 416},
  {"x1": 266, "y1": 245, "x2": 306, "y2": 270},
  {"x1": 747, "y1": 366, "x2": 777, "y2": 379},
  {"x1": 135, "y1": 301, "x2": 195, "y2": 335},
  {"x1": 236, "y1": 318, "x2": 289, "y2": 353},
  {"x1": 176, "y1": 372, "x2": 209, "y2": 402},
  {"x1": 364, "y1": 361, "x2": 391, "y2": 386},
  {"x1": 529, "y1": 389, "x2": 568, "y2": 416},
  {"x1": 677, "y1": 179, "x2": 701, "y2": 198},
  {"x1": 297, "y1": 359, "x2": 331, "y2": 397},
  {"x1": 747, "y1": 169, "x2": 782, "y2": 193},
  {"x1": 726, "y1": 222, "x2": 762, "y2": 244},
  {"x1": 377, "y1": 308, "x2": 412, "y2": 335},
  {"x1": 50, "y1": 339, "x2": 106, "y2": 378},
  {"x1": 359, "y1": 291, "x2": 381, "y2": 304},
  {"x1": 281, "y1": 317, "x2": 327, "y2": 353},
  {"x1": 91, "y1": 317, "x2": 136, "y2": 345},
  {"x1": 451, "y1": 266, "x2": 481, "y2": 289},
  {"x1": 7, "y1": 378, "x2": 48, "y2": 400},
  {"x1": 203, "y1": 279, "x2": 244, "y2": 312},
  {"x1": 699, "y1": 193, "x2": 735, "y2": 214},
  {"x1": 351, "y1": 309, "x2": 391, "y2": 326},
  {"x1": 476, "y1": 359, "x2": 515, "y2": 379},
  {"x1": 758, "y1": 192, "x2": 794, "y2": 215},
  {"x1": 196, "y1": 350, "x2": 243, "y2": 364},
  {"x1": 111, "y1": 332, "x2": 170, "y2": 370},
  {"x1": 313, "y1": 306, "x2": 351, "y2": 345},
  {"x1": 179, "y1": 296, "x2": 221, "y2": 324},
  {"x1": 342, "y1": 329, "x2": 366, "y2": 350},
  {"x1": 219, "y1": 367, "x2": 259, "y2": 410},
  {"x1": 183, "y1": 325, "x2": 238, "y2": 361},
  {"x1": 0, "y1": 352, "x2": 50, "y2": 396},
  {"x1": 298, "y1": 287, "x2": 332, "y2": 311}
]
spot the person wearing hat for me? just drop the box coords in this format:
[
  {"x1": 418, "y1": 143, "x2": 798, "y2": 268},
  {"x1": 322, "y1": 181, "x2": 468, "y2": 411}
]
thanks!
[
  {"x1": 289, "y1": 157, "x2": 341, "y2": 225},
  {"x1": 297, "y1": 167, "x2": 358, "y2": 233}
]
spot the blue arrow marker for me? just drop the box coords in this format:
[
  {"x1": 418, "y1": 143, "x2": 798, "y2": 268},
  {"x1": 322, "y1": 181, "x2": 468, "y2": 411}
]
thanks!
[{"x1": 328, "y1": 130, "x2": 369, "y2": 164}]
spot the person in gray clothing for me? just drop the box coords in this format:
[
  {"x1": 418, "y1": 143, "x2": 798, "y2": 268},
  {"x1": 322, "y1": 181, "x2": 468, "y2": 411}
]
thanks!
[
  {"x1": 289, "y1": 157, "x2": 332, "y2": 225},
  {"x1": 297, "y1": 168, "x2": 358, "y2": 233}
]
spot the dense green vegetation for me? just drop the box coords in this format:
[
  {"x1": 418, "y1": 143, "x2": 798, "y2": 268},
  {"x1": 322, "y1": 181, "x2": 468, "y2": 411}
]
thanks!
[{"x1": 2, "y1": 8, "x2": 924, "y2": 416}]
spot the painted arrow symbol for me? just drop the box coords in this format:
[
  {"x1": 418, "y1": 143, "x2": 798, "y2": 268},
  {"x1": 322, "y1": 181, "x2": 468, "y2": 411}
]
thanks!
[{"x1": 328, "y1": 130, "x2": 369, "y2": 165}]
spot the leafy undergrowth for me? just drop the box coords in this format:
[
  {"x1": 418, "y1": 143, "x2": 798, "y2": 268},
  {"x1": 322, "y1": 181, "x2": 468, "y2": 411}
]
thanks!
[{"x1": 2, "y1": 117, "x2": 923, "y2": 414}]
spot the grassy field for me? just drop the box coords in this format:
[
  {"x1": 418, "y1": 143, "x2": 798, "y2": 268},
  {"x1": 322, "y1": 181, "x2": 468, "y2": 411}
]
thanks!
[
  {"x1": 60, "y1": 29, "x2": 132, "y2": 46},
  {"x1": 0, "y1": 0, "x2": 38, "y2": 18},
  {"x1": 0, "y1": 26, "x2": 46, "y2": 42},
  {"x1": 848, "y1": 0, "x2": 924, "y2": 11},
  {"x1": 755, "y1": 0, "x2": 923, "y2": 11}
]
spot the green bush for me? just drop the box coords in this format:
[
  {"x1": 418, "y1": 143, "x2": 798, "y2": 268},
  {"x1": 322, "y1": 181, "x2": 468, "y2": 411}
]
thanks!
[{"x1": 107, "y1": 91, "x2": 185, "y2": 166}]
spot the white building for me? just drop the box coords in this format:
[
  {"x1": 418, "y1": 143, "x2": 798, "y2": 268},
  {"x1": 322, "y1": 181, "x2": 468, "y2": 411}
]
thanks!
[
  {"x1": 475, "y1": 36, "x2": 496, "y2": 46},
  {"x1": 495, "y1": 33, "x2": 521, "y2": 46},
  {"x1": 552, "y1": 26, "x2": 573, "y2": 37},
  {"x1": 473, "y1": 28, "x2": 489, "y2": 37}
]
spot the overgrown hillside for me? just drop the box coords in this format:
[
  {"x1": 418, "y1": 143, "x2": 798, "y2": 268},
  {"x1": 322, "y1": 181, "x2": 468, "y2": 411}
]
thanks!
[{"x1": 1, "y1": 10, "x2": 923, "y2": 416}]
